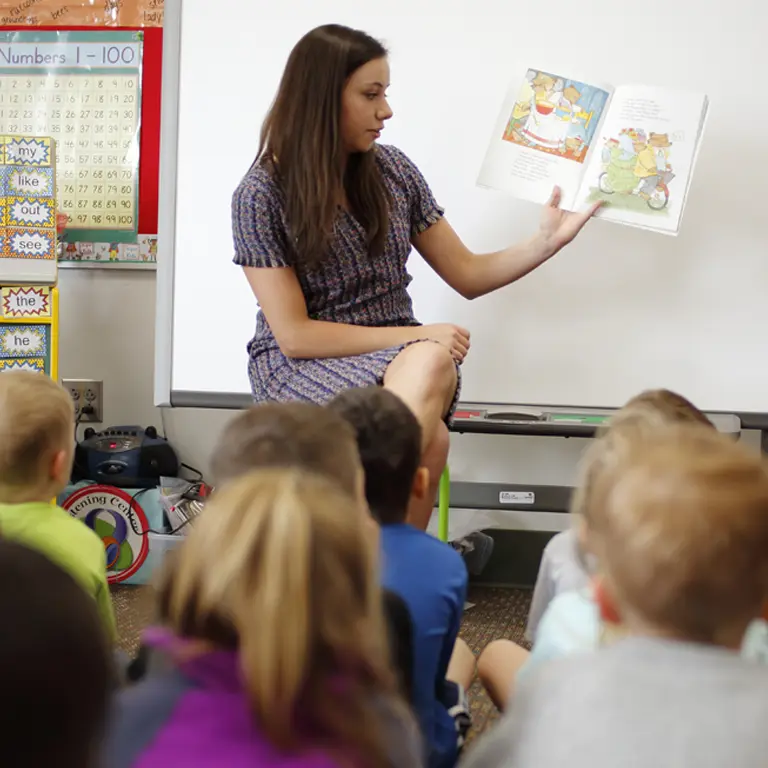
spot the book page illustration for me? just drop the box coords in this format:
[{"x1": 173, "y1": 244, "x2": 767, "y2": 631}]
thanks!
[
  {"x1": 590, "y1": 128, "x2": 676, "y2": 214},
  {"x1": 477, "y1": 67, "x2": 612, "y2": 208},
  {"x1": 503, "y1": 69, "x2": 611, "y2": 164},
  {"x1": 575, "y1": 85, "x2": 707, "y2": 233}
]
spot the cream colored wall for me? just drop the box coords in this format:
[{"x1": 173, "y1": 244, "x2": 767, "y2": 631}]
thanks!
[{"x1": 57, "y1": 269, "x2": 230, "y2": 476}]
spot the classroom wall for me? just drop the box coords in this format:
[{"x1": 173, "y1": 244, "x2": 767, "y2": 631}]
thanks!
[
  {"x1": 58, "y1": 267, "x2": 760, "y2": 536},
  {"x1": 58, "y1": 267, "x2": 583, "y2": 525}
]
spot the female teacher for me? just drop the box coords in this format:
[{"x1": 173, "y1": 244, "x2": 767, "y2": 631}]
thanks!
[{"x1": 231, "y1": 24, "x2": 599, "y2": 526}]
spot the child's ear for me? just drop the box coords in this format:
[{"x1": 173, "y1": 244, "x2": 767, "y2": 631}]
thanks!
[
  {"x1": 411, "y1": 467, "x2": 430, "y2": 501},
  {"x1": 51, "y1": 448, "x2": 72, "y2": 484},
  {"x1": 592, "y1": 575, "x2": 622, "y2": 626},
  {"x1": 575, "y1": 515, "x2": 590, "y2": 553}
]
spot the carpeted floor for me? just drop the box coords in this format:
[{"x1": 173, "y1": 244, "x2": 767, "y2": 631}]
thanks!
[{"x1": 111, "y1": 583, "x2": 532, "y2": 738}]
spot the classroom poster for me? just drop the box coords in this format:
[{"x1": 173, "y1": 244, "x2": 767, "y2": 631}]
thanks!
[{"x1": 0, "y1": 0, "x2": 163, "y2": 27}]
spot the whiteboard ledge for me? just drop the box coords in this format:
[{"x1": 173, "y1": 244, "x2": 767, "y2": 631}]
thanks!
[
  {"x1": 171, "y1": 390, "x2": 252, "y2": 409},
  {"x1": 164, "y1": 391, "x2": 768, "y2": 431},
  {"x1": 59, "y1": 261, "x2": 157, "y2": 271}
]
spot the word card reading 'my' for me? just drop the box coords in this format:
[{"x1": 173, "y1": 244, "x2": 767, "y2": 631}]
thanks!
[
  {"x1": 0, "y1": 134, "x2": 58, "y2": 284},
  {"x1": 0, "y1": 31, "x2": 143, "y2": 244}
]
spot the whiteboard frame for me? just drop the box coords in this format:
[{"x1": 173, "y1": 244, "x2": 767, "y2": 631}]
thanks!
[
  {"x1": 152, "y1": 0, "x2": 768, "y2": 431},
  {"x1": 153, "y1": 0, "x2": 182, "y2": 408}
]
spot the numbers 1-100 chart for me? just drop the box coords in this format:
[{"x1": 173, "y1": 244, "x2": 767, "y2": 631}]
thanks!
[{"x1": 0, "y1": 31, "x2": 144, "y2": 243}]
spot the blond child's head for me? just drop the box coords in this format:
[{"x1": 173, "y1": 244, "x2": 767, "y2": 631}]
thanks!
[
  {"x1": 571, "y1": 389, "x2": 714, "y2": 552},
  {"x1": 210, "y1": 401, "x2": 365, "y2": 507},
  {"x1": 157, "y1": 468, "x2": 407, "y2": 767},
  {"x1": 0, "y1": 372, "x2": 74, "y2": 503},
  {"x1": 586, "y1": 425, "x2": 768, "y2": 648},
  {"x1": 606, "y1": 388, "x2": 713, "y2": 433}
]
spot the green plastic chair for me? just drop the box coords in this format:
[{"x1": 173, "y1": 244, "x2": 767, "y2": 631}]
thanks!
[{"x1": 437, "y1": 465, "x2": 450, "y2": 542}]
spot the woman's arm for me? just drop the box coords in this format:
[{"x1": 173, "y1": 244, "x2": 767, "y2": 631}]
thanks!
[
  {"x1": 244, "y1": 267, "x2": 469, "y2": 360},
  {"x1": 413, "y1": 187, "x2": 600, "y2": 300}
]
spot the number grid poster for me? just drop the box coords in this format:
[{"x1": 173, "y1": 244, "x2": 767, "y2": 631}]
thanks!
[{"x1": 0, "y1": 30, "x2": 143, "y2": 245}]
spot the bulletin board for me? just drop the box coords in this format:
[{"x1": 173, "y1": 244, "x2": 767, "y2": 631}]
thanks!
[{"x1": 0, "y1": 24, "x2": 162, "y2": 267}]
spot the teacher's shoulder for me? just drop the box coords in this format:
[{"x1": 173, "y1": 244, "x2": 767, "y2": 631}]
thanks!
[
  {"x1": 374, "y1": 143, "x2": 427, "y2": 192},
  {"x1": 231, "y1": 158, "x2": 285, "y2": 218}
]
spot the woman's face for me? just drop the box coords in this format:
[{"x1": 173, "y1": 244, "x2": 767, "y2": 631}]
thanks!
[{"x1": 341, "y1": 57, "x2": 393, "y2": 154}]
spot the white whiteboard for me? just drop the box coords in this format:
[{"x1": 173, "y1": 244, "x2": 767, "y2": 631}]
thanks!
[{"x1": 156, "y1": 0, "x2": 768, "y2": 417}]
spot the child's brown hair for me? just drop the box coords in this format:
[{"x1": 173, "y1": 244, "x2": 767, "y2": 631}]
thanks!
[
  {"x1": 0, "y1": 372, "x2": 74, "y2": 501},
  {"x1": 210, "y1": 402, "x2": 362, "y2": 499},
  {"x1": 0, "y1": 538, "x2": 111, "y2": 767},
  {"x1": 587, "y1": 425, "x2": 768, "y2": 645},
  {"x1": 328, "y1": 387, "x2": 422, "y2": 526},
  {"x1": 606, "y1": 388, "x2": 713, "y2": 432}
]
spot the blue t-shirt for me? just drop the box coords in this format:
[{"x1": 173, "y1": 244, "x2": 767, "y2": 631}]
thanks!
[{"x1": 380, "y1": 524, "x2": 468, "y2": 768}]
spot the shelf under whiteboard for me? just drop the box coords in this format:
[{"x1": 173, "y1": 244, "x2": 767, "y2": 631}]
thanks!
[{"x1": 58, "y1": 261, "x2": 157, "y2": 272}]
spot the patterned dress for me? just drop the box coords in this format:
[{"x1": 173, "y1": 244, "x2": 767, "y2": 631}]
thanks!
[{"x1": 231, "y1": 143, "x2": 461, "y2": 416}]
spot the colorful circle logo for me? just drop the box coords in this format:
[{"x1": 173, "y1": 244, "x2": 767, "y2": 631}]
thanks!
[{"x1": 63, "y1": 485, "x2": 150, "y2": 584}]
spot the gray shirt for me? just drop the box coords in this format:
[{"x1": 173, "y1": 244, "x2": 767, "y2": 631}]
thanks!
[
  {"x1": 461, "y1": 636, "x2": 768, "y2": 768},
  {"x1": 526, "y1": 529, "x2": 590, "y2": 642}
]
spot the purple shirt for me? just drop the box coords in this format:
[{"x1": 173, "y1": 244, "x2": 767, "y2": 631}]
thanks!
[{"x1": 106, "y1": 630, "x2": 422, "y2": 768}]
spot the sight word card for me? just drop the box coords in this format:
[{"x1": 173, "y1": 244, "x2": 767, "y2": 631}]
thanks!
[{"x1": 0, "y1": 134, "x2": 58, "y2": 284}]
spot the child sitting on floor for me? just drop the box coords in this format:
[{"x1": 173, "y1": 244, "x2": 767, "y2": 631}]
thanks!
[
  {"x1": 477, "y1": 388, "x2": 714, "y2": 711},
  {"x1": 0, "y1": 371, "x2": 116, "y2": 641},
  {"x1": 461, "y1": 424, "x2": 768, "y2": 767},
  {"x1": 329, "y1": 387, "x2": 473, "y2": 768},
  {"x1": 208, "y1": 401, "x2": 414, "y2": 701},
  {"x1": 0, "y1": 538, "x2": 112, "y2": 768},
  {"x1": 525, "y1": 388, "x2": 714, "y2": 640},
  {"x1": 121, "y1": 402, "x2": 417, "y2": 699},
  {"x1": 107, "y1": 469, "x2": 422, "y2": 768}
]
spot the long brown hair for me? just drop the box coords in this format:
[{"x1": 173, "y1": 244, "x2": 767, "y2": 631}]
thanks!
[
  {"x1": 157, "y1": 468, "x2": 417, "y2": 768},
  {"x1": 256, "y1": 24, "x2": 390, "y2": 268}
]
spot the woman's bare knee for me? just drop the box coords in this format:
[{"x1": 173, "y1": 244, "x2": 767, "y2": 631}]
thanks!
[
  {"x1": 385, "y1": 341, "x2": 456, "y2": 394},
  {"x1": 384, "y1": 342, "x2": 457, "y2": 451}
]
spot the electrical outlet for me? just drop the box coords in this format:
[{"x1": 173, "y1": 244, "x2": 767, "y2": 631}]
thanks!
[{"x1": 62, "y1": 379, "x2": 103, "y2": 423}]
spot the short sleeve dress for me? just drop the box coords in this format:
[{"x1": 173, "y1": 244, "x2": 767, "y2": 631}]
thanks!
[{"x1": 231, "y1": 143, "x2": 461, "y2": 417}]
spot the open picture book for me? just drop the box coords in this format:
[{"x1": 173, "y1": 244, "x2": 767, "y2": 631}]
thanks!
[{"x1": 477, "y1": 68, "x2": 709, "y2": 235}]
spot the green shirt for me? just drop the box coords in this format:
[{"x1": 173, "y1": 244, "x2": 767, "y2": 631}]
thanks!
[{"x1": 0, "y1": 501, "x2": 117, "y2": 641}]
